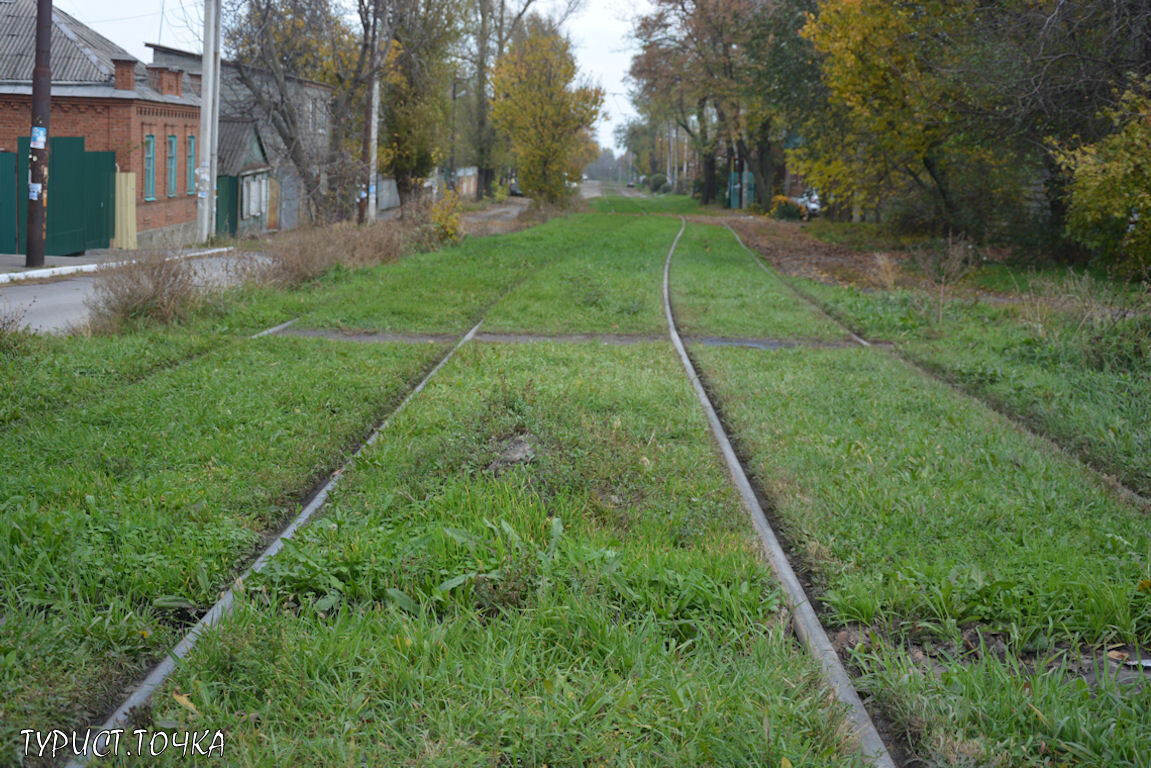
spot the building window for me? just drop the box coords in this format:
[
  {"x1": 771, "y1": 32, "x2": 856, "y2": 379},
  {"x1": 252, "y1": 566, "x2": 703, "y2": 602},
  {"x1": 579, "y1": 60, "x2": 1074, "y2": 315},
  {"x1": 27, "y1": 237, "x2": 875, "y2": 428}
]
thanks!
[
  {"x1": 242, "y1": 175, "x2": 268, "y2": 220},
  {"x1": 187, "y1": 136, "x2": 196, "y2": 195},
  {"x1": 143, "y1": 134, "x2": 156, "y2": 201},
  {"x1": 167, "y1": 135, "x2": 178, "y2": 197}
]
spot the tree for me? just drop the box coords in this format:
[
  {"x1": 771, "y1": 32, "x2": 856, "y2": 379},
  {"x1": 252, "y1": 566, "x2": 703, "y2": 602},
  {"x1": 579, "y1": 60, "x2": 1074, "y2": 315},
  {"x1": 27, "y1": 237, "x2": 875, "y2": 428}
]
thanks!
[
  {"x1": 1056, "y1": 78, "x2": 1151, "y2": 276},
  {"x1": 490, "y1": 22, "x2": 603, "y2": 203},
  {"x1": 380, "y1": 0, "x2": 462, "y2": 198},
  {"x1": 225, "y1": 0, "x2": 357, "y2": 222}
]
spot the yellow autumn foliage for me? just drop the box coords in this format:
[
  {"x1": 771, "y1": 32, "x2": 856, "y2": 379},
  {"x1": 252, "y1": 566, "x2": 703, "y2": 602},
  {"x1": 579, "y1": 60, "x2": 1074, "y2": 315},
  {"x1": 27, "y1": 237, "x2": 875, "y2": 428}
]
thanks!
[{"x1": 490, "y1": 28, "x2": 603, "y2": 203}]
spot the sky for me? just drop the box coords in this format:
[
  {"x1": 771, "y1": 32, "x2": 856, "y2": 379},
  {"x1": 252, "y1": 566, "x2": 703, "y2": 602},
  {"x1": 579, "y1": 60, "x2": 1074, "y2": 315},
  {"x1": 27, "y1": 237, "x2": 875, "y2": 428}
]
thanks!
[{"x1": 52, "y1": 0, "x2": 642, "y2": 152}]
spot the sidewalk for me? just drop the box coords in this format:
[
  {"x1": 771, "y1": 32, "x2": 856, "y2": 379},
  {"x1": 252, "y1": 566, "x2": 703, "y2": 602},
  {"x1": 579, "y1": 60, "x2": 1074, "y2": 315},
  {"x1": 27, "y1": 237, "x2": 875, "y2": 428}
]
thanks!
[{"x1": 0, "y1": 246, "x2": 233, "y2": 285}]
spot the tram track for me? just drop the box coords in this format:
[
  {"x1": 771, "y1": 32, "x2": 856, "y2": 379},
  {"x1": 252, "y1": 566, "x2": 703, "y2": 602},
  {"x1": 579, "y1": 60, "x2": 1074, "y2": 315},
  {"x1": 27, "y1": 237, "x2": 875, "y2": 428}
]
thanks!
[
  {"x1": 720, "y1": 220, "x2": 1150, "y2": 511},
  {"x1": 662, "y1": 217, "x2": 897, "y2": 768},
  {"x1": 53, "y1": 213, "x2": 905, "y2": 767},
  {"x1": 63, "y1": 321, "x2": 484, "y2": 766}
]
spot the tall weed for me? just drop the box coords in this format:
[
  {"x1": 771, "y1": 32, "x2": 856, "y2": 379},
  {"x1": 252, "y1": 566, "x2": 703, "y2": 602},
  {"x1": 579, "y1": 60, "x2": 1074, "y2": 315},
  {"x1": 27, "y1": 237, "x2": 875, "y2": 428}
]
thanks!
[
  {"x1": 0, "y1": 293, "x2": 30, "y2": 354},
  {"x1": 86, "y1": 250, "x2": 202, "y2": 332},
  {"x1": 1021, "y1": 272, "x2": 1150, "y2": 373}
]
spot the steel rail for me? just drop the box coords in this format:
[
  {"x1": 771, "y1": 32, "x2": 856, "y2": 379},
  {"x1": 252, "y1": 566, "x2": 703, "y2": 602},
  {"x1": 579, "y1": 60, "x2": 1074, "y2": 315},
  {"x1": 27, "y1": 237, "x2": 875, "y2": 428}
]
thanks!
[
  {"x1": 663, "y1": 217, "x2": 897, "y2": 768},
  {"x1": 65, "y1": 321, "x2": 483, "y2": 766},
  {"x1": 722, "y1": 219, "x2": 1150, "y2": 510}
]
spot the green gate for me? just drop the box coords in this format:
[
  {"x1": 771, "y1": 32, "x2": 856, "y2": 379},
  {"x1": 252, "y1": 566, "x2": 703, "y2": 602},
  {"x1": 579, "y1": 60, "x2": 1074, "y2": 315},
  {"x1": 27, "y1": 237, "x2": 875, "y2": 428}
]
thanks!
[
  {"x1": 15, "y1": 136, "x2": 115, "y2": 256},
  {"x1": 0, "y1": 152, "x2": 15, "y2": 253},
  {"x1": 216, "y1": 175, "x2": 238, "y2": 238}
]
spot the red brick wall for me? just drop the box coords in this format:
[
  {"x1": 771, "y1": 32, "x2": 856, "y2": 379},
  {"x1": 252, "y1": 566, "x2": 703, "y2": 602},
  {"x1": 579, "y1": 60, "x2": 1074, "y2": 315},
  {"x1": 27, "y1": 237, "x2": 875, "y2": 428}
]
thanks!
[{"x1": 0, "y1": 95, "x2": 200, "y2": 235}]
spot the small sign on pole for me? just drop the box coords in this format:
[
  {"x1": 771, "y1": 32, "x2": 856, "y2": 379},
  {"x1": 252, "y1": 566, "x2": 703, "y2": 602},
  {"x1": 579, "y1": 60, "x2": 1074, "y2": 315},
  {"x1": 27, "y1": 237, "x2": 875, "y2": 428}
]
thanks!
[{"x1": 30, "y1": 126, "x2": 46, "y2": 150}]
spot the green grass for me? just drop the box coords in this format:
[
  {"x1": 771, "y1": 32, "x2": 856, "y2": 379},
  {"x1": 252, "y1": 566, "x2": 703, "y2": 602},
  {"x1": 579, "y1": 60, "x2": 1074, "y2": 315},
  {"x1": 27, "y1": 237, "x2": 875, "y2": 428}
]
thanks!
[
  {"x1": 792, "y1": 279, "x2": 1151, "y2": 496},
  {"x1": 671, "y1": 224, "x2": 848, "y2": 340},
  {"x1": 136, "y1": 343, "x2": 862, "y2": 767},
  {"x1": 689, "y1": 345, "x2": 1151, "y2": 766},
  {"x1": 0, "y1": 330, "x2": 221, "y2": 428},
  {"x1": 692, "y1": 346, "x2": 1149, "y2": 642},
  {"x1": 851, "y1": 638, "x2": 1151, "y2": 766},
  {"x1": 484, "y1": 215, "x2": 680, "y2": 334},
  {"x1": 0, "y1": 337, "x2": 442, "y2": 756},
  {"x1": 592, "y1": 187, "x2": 707, "y2": 217},
  {"x1": 294, "y1": 217, "x2": 617, "y2": 334}
]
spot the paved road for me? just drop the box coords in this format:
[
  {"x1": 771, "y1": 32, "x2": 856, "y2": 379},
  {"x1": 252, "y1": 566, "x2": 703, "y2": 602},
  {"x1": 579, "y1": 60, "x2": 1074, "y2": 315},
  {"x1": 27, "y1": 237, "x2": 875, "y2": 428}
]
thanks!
[{"x1": 0, "y1": 252, "x2": 262, "y2": 333}]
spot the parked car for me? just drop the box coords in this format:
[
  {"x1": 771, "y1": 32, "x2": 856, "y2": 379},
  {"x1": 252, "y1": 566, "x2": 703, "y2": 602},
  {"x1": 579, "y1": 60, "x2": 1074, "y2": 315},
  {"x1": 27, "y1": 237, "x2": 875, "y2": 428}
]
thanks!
[
  {"x1": 626, "y1": 181, "x2": 635, "y2": 188},
  {"x1": 792, "y1": 189, "x2": 821, "y2": 217},
  {"x1": 509, "y1": 180, "x2": 523, "y2": 197}
]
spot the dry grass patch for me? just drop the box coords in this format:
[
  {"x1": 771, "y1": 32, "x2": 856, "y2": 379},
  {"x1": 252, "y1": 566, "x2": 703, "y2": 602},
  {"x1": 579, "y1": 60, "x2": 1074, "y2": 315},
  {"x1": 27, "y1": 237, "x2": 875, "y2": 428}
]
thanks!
[
  {"x1": 86, "y1": 250, "x2": 203, "y2": 332},
  {"x1": 261, "y1": 221, "x2": 407, "y2": 285},
  {"x1": 0, "y1": 292, "x2": 30, "y2": 353}
]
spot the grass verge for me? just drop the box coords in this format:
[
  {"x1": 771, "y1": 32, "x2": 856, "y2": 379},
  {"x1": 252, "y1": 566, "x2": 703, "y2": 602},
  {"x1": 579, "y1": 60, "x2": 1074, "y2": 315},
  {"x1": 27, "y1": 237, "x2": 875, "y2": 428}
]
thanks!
[
  {"x1": 135, "y1": 343, "x2": 864, "y2": 767},
  {"x1": 0, "y1": 337, "x2": 443, "y2": 761}
]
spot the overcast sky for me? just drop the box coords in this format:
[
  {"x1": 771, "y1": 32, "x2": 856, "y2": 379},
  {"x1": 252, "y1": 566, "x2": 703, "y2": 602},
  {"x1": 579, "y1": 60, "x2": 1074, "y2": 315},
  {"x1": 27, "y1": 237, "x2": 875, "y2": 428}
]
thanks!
[{"x1": 52, "y1": 0, "x2": 642, "y2": 151}]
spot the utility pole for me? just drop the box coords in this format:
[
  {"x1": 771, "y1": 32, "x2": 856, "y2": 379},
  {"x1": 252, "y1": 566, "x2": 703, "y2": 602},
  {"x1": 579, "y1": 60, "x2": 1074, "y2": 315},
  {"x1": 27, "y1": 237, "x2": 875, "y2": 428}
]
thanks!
[
  {"x1": 358, "y1": 0, "x2": 379, "y2": 225},
  {"x1": 25, "y1": 0, "x2": 52, "y2": 267},
  {"x1": 196, "y1": 0, "x2": 221, "y2": 243},
  {"x1": 367, "y1": 77, "x2": 379, "y2": 221}
]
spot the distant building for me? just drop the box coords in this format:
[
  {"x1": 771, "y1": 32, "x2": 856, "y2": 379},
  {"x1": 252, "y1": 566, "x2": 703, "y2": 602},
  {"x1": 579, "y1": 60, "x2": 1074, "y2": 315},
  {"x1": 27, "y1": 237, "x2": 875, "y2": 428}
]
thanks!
[
  {"x1": 147, "y1": 44, "x2": 332, "y2": 232},
  {"x1": 215, "y1": 119, "x2": 271, "y2": 238},
  {"x1": 0, "y1": 0, "x2": 200, "y2": 251}
]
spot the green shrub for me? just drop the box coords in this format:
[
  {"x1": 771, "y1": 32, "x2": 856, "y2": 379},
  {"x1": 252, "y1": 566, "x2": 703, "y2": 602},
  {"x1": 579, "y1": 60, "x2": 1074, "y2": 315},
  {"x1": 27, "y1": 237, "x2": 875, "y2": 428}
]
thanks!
[
  {"x1": 647, "y1": 173, "x2": 667, "y2": 192},
  {"x1": 769, "y1": 195, "x2": 803, "y2": 221},
  {"x1": 1056, "y1": 77, "x2": 1151, "y2": 278}
]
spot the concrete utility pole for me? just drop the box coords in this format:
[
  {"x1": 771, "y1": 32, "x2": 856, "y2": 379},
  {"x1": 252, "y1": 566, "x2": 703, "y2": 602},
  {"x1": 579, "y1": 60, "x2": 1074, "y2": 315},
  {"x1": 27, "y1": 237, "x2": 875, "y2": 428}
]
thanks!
[
  {"x1": 367, "y1": 76, "x2": 379, "y2": 222},
  {"x1": 25, "y1": 0, "x2": 52, "y2": 267},
  {"x1": 196, "y1": 0, "x2": 221, "y2": 243},
  {"x1": 358, "y1": 0, "x2": 379, "y2": 225}
]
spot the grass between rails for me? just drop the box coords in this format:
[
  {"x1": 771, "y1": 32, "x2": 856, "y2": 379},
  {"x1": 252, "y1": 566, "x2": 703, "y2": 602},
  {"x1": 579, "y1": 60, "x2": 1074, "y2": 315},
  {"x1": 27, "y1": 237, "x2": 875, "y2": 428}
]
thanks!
[
  {"x1": 792, "y1": 278, "x2": 1151, "y2": 498},
  {"x1": 0, "y1": 336, "x2": 443, "y2": 764},
  {"x1": 671, "y1": 224, "x2": 847, "y2": 341},
  {"x1": 291, "y1": 216, "x2": 624, "y2": 335},
  {"x1": 483, "y1": 215, "x2": 680, "y2": 335},
  {"x1": 137, "y1": 343, "x2": 863, "y2": 767},
  {"x1": 592, "y1": 188, "x2": 706, "y2": 217},
  {"x1": 689, "y1": 345, "x2": 1151, "y2": 766}
]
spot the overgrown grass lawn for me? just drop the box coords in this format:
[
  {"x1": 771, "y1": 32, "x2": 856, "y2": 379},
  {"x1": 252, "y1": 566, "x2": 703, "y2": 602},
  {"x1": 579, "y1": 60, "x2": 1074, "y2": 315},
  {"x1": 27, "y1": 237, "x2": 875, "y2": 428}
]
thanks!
[
  {"x1": 140, "y1": 343, "x2": 862, "y2": 767},
  {"x1": 483, "y1": 215, "x2": 680, "y2": 334},
  {"x1": 0, "y1": 336, "x2": 442, "y2": 758},
  {"x1": 691, "y1": 344, "x2": 1151, "y2": 765},
  {"x1": 672, "y1": 225, "x2": 847, "y2": 340}
]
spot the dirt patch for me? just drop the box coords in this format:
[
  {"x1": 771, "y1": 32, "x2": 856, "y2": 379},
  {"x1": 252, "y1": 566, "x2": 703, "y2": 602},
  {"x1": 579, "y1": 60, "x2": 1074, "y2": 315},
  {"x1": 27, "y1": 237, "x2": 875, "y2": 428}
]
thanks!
[
  {"x1": 487, "y1": 433, "x2": 538, "y2": 475},
  {"x1": 687, "y1": 335, "x2": 872, "y2": 350},
  {"x1": 726, "y1": 217, "x2": 912, "y2": 288},
  {"x1": 476, "y1": 332, "x2": 663, "y2": 346},
  {"x1": 280, "y1": 328, "x2": 456, "y2": 345}
]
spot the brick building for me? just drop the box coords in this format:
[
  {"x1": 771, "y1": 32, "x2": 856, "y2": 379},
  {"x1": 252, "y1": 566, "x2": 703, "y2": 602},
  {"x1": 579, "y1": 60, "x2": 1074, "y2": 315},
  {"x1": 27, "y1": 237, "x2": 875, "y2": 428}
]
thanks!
[{"x1": 0, "y1": 0, "x2": 201, "y2": 249}]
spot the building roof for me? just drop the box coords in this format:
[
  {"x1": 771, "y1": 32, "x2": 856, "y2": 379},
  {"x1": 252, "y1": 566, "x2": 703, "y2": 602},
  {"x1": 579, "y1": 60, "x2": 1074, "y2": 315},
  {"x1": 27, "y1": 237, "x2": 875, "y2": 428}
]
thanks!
[
  {"x1": 218, "y1": 118, "x2": 271, "y2": 176},
  {"x1": 0, "y1": 0, "x2": 128, "y2": 82},
  {"x1": 0, "y1": 0, "x2": 197, "y2": 105},
  {"x1": 146, "y1": 42, "x2": 334, "y2": 93}
]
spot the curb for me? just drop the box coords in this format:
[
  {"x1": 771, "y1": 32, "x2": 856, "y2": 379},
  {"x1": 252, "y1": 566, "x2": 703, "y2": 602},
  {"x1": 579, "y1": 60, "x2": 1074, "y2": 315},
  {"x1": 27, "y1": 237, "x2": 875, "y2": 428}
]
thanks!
[{"x1": 0, "y1": 247, "x2": 234, "y2": 285}]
